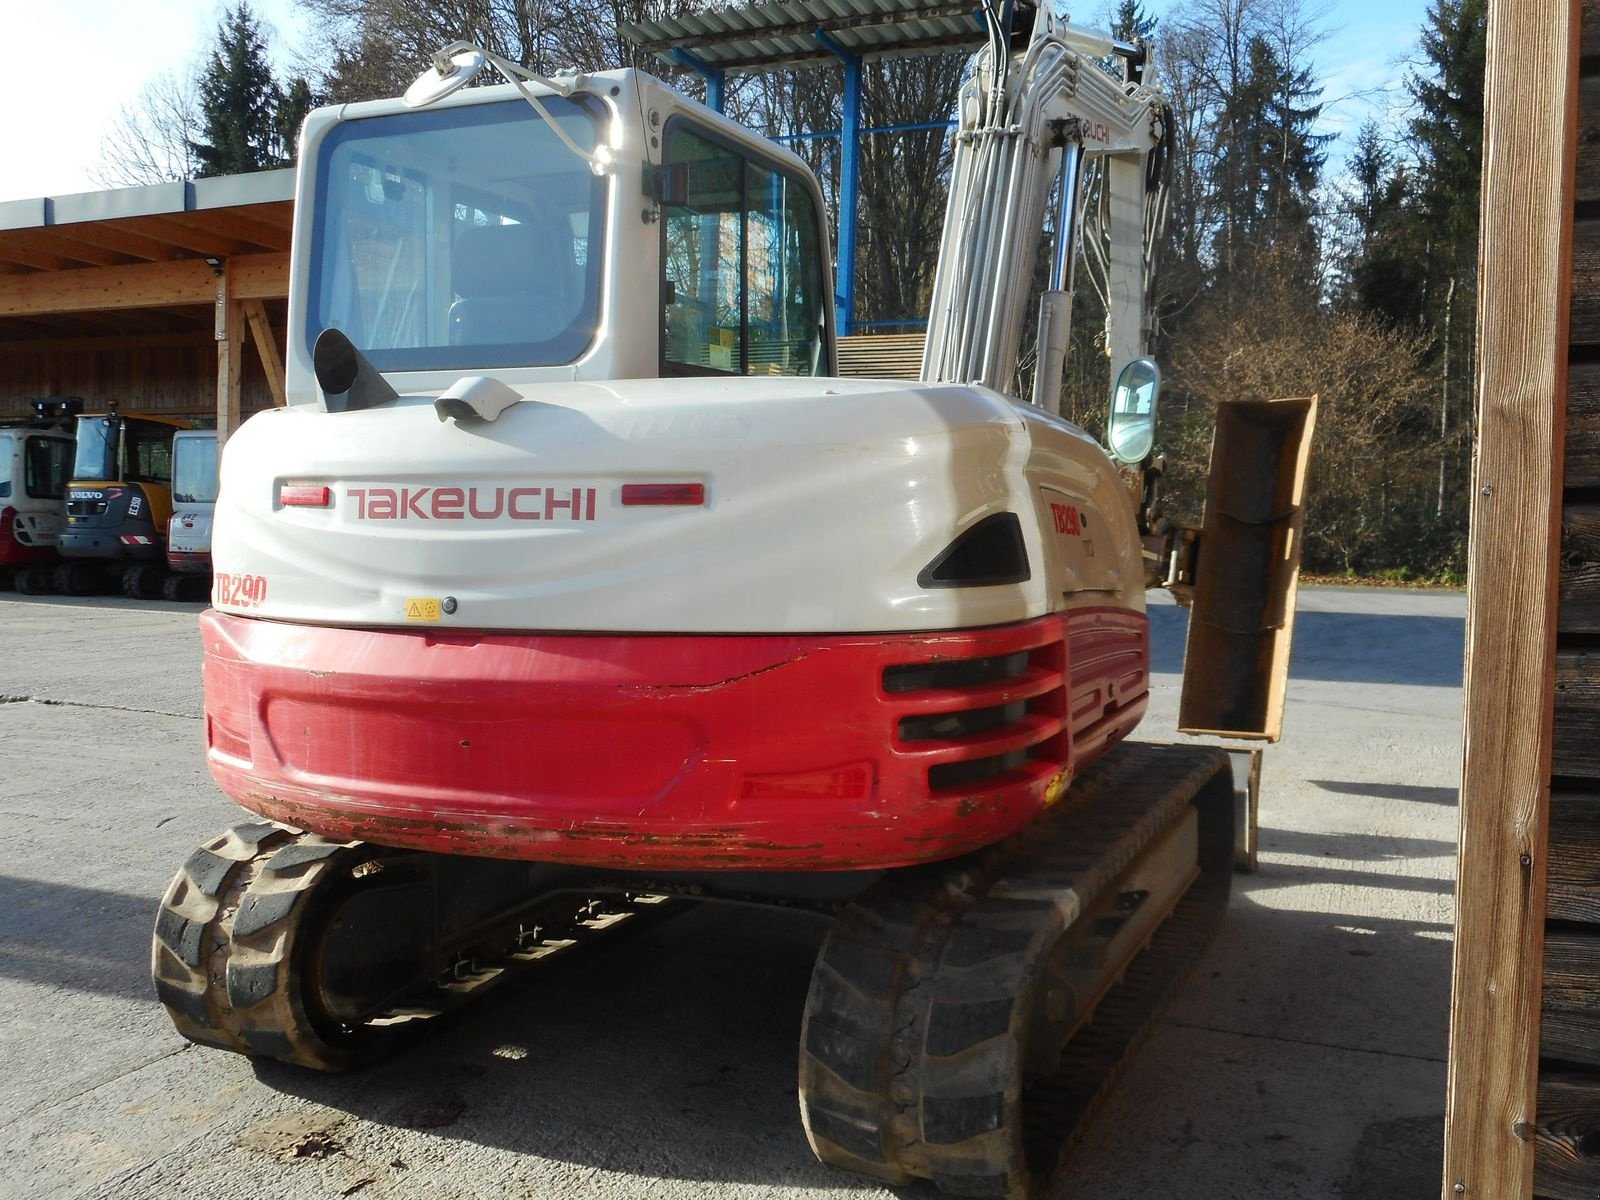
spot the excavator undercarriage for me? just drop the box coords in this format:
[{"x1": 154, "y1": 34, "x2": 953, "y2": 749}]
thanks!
[{"x1": 154, "y1": 740, "x2": 1231, "y2": 1198}]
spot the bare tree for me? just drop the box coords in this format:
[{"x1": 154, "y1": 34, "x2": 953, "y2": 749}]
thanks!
[
  {"x1": 547, "y1": 0, "x2": 706, "y2": 74},
  {"x1": 855, "y1": 56, "x2": 965, "y2": 325},
  {"x1": 1163, "y1": 249, "x2": 1443, "y2": 574},
  {"x1": 97, "y1": 68, "x2": 203, "y2": 187},
  {"x1": 296, "y1": 0, "x2": 707, "y2": 100},
  {"x1": 734, "y1": 55, "x2": 963, "y2": 328}
]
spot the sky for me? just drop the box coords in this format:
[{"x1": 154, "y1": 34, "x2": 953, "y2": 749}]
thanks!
[
  {"x1": 0, "y1": 0, "x2": 309, "y2": 203},
  {"x1": 0, "y1": 0, "x2": 1433, "y2": 206}
]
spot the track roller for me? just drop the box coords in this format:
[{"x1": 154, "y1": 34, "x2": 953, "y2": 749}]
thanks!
[{"x1": 798, "y1": 742, "x2": 1235, "y2": 1200}]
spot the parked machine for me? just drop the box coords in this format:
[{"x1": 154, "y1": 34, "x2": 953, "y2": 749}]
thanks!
[
  {"x1": 0, "y1": 398, "x2": 77, "y2": 592},
  {"x1": 57, "y1": 405, "x2": 185, "y2": 597},
  {"x1": 153, "y1": 9, "x2": 1313, "y2": 1197},
  {"x1": 163, "y1": 429, "x2": 218, "y2": 601}
]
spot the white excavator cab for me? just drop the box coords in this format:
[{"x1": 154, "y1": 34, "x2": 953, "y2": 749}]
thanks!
[{"x1": 285, "y1": 66, "x2": 834, "y2": 410}]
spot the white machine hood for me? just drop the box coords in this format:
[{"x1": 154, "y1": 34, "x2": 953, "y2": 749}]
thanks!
[{"x1": 212, "y1": 375, "x2": 1142, "y2": 634}]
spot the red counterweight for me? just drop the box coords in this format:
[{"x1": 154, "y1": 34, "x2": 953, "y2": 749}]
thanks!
[{"x1": 202, "y1": 607, "x2": 1148, "y2": 871}]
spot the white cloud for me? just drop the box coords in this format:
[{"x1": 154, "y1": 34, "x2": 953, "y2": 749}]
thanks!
[{"x1": 0, "y1": 0, "x2": 309, "y2": 203}]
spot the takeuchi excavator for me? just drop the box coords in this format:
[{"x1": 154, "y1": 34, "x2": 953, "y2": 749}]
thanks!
[
  {"x1": 0, "y1": 399, "x2": 77, "y2": 591},
  {"x1": 152, "y1": 7, "x2": 1315, "y2": 1196}
]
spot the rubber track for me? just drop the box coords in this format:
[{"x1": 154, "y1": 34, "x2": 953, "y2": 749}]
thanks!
[
  {"x1": 162, "y1": 573, "x2": 210, "y2": 602},
  {"x1": 798, "y1": 742, "x2": 1233, "y2": 1200},
  {"x1": 13, "y1": 566, "x2": 55, "y2": 594},
  {"x1": 153, "y1": 823, "x2": 680, "y2": 1071},
  {"x1": 151, "y1": 821, "x2": 298, "y2": 1055},
  {"x1": 54, "y1": 561, "x2": 108, "y2": 596},
  {"x1": 122, "y1": 565, "x2": 164, "y2": 600},
  {"x1": 221, "y1": 830, "x2": 378, "y2": 1069}
]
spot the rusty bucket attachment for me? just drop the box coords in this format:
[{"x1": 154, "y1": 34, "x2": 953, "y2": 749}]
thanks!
[{"x1": 1178, "y1": 395, "x2": 1318, "y2": 743}]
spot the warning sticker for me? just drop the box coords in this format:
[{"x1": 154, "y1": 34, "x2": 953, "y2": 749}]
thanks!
[{"x1": 405, "y1": 597, "x2": 442, "y2": 622}]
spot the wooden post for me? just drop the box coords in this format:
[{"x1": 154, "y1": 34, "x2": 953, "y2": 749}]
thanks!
[
  {"x1": 1441, "y1": 1, "x2": 1580, "y2": 1196},
  {"x1": 242, "y1": 298, "x2": 286, "y2": 407},
  {"x1": 215, "y1": 261, "x2": 243, "y2": 445}
]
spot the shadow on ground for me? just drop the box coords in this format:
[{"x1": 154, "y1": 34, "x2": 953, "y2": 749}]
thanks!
[
  {"x1": 0, "y1": 874, "x2": 157, "y2": 1001},
  {"x1": 0, "y1": 837, "x2": 1452, "y2": 1195},
  {"x1": 261, "y1": 857, "x2": 1450, "y2": 1195},
  {"x1": 1150, "y1": 607, "x2": 1465, "y2": 688},
  {"x1": 1312, "y1": 780, "x2": 1459, "y2": 806},
  {"x1": 253, "y1": 903, "x2": 870, "y2": 1191},
  {"x1": 1264, "y1": 827, "x2": 1456, "y2": 863}
]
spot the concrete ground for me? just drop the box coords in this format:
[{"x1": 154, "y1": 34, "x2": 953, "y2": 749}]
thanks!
[{"x1": 0, "y1": 586, "x2": 1462, "y2": 1200}]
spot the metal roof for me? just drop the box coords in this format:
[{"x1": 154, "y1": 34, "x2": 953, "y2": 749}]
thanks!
[
  {"x1": 0, "y1": 169, "x2": 293, "y2": 236},
  {"x1": 620, "y1": 0, "x2": 1028, "y2": 72},
  {"x1": 0, "y1": 170, "x2": 293, "y2": 342}
]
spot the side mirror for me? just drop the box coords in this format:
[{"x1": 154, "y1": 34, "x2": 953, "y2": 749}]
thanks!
[
  {"x1": 403, "y1": 42, "x2": 487, "y2": 108},
  {"x1": 1107, "y1": 357, "x2": 1161, "y2": 464}
]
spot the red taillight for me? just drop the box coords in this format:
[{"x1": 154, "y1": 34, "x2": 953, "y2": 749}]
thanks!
[
  {"x1": 739, "y1": 763, "x2": 873, "y2": 802},
  {"x1": 620, "y1": 483, "x2": 705, "y2": 507},
  {"x1": 281, "y1": 485, "x2": 331, "y2": 507}
]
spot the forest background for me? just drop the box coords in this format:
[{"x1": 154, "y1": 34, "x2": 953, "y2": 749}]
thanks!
[{"x1": 102, "y1": 0, "x2": 1487, "y2": 581}]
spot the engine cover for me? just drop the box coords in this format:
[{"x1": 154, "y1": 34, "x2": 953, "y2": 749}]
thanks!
[{"x1": 211, "y1": 377, "x2": 1144, "y2": 634}]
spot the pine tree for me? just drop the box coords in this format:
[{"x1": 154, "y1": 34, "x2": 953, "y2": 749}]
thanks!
[
  {"x1": 190, "y1": 3, "x2": 287, "y2": 177},
  {"x1": 1259, "y1": 44, "x2": 1327, "y2": 225},
  {"x1": 1346, "y1": 122, "x2": 1393, "y2": 257},
  {"x1": 275, "y1": 77, "x2": 316, "y2": 163},
  {"x1": 1407, "y1": 0, "x2": 1486, "y2": 529},
  {"x1": 1409, "y1": 0, "x2": 1486, "y2": 264},
  {"x1": 1341, "y1": 123, "x2": 1426, "y2": 326},
  {"x1": 1344, "y1": 0, "x2": 1486, "y2": 537},
  {"x1": 1206, "y1": 33, "x2": 1327, "y2": 285},
  {"x1": 1109, "y1": 1, "x2": 1158, "y2": 66}
]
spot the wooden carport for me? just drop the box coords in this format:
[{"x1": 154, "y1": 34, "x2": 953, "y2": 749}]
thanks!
[{"x1": 0, "y1": 170, "x2": 293, "y2": 442}]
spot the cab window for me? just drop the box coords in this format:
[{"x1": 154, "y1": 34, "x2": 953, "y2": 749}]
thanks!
[
  {"x1": 173, "y1": 436, "x2": 219, "y2": 505},
  {"x1": 24, "y1": 437, "x2": 70, "y2": 499},
  {"x1": 125, "y1": 420, "x2": 174, "y2": 485},
  {"x1": 309, "y1": 98, "x2": 607, "y2": 371},
  {"x1": 662, "y1": 123, "x2": 827, "y2": 377}
]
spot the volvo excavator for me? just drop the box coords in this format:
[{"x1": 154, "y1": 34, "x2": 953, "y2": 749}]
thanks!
[
  {"x1": 152, "y1": 7, "x2": 1314, "y2": 1196},
  {"x1": 56, "y1": 405, "x2": 187, "y2": 597}
]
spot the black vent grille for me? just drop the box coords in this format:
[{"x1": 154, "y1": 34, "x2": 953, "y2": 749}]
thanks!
[
  {"x1": 899, "y1": 701, "x2": 1028, "y2": 743},
  {"x1": 918, "y1": 513, "x2": 1030, "y2": 589},
  {"x1": 883, "y1": 651, "x2": 1029, "y2": 695},
  {"x1": 929, "y1": 749, "x2": 1030, "y2": 790},
  {"x1": 882, "y1": 633, "x2": 1068, "y2": 793}
]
